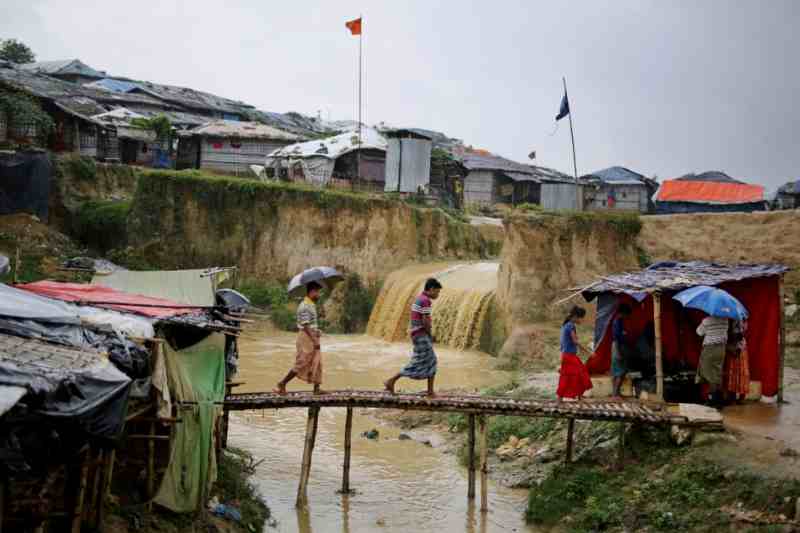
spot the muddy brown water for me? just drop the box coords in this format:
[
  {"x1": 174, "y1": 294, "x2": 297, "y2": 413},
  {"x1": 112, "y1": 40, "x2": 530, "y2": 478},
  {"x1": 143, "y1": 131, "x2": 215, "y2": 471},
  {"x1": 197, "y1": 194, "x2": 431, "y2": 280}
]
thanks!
[{"x1": 229, "y1": 323, "x2": 537, "y2": 533}]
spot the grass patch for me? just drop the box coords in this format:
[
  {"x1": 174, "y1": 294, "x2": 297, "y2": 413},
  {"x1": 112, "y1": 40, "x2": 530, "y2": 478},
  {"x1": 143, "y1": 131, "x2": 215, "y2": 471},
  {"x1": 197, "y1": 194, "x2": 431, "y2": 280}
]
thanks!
[
  {"x1": 75, "y1": 200, "x2": 131, "y2": 252},
  {"x1": 526, "y1": 427, "x2": 800, "y2": 532},
  {"x1": 335, "y1": 273, "x2": 380, "y2": 334},
  {"x1": 237, "y1": 280, "x2": 298, "y2": 331},
  {"x1": 63, "y1": 154, "x2": 97, "y2": 181},
  {"x1": 215, "y1": 447, "x2": 270, "y2": 532}
]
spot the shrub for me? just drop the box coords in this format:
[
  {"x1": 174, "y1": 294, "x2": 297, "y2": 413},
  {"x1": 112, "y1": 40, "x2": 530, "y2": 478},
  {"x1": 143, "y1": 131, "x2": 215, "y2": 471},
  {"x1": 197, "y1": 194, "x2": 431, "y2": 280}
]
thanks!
[
  {"x1": 63, "y1": 154, "x2": 97, "y2": 181},
  {"x1": 75, "y1": 200, "x2": 131, "y2": 252}
]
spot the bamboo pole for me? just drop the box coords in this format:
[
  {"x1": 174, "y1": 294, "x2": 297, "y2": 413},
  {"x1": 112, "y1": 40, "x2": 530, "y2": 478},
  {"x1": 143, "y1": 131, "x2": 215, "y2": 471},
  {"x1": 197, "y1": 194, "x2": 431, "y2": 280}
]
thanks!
[
  {"x1": 146, "y1": 421, "x2": 155, "y2": 511},
  {"x1": 98, "y1": 449, "x2": 115, "y2": 530},
  {"x1": 296, "y1": 406, "x2": 320, "y2": 507},
  {"x1": 0, "y1": 478, "x2": 4, "y2": 533},
  {"x1": 616, "y1": 423, "x2": 626, "y2": 471},
  {"x1": 467, "y1": 414, "x2": 476, "y2": 500},
  {"x1": 342, "y1": 407, "x2": 353, "y2": 494},
  {"x1": 71, "y1": 449, "x2": 90, "y2": 533},
  {"x1": 87, "y1": 449, "x2": 104, "y2": 529},
  {"x1": 654, "y1": 292, "x2": 664, "y2": 401},
  {"x1": 565, "y1": 418, "x2": 575, "y2": 464},
  {"x1": 778, "y1": 276, "x2": 786, "y2": 403},
  {"x1": 478, "y1": 415, "x2": 489, "y2": 513}
]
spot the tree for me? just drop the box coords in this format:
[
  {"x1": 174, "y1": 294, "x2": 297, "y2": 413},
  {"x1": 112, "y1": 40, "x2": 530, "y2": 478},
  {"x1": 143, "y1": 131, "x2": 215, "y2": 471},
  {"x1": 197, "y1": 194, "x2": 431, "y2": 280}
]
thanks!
[{"x1": 0, "y1": 39, "x2": 35, "y2": 64}]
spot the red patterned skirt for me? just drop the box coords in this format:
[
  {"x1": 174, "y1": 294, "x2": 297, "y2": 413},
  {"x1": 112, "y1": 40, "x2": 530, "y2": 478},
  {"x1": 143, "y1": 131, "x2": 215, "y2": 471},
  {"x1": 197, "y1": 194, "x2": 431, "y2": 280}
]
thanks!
[
  {"x1": 557, "y1": 353, "x2": 593, "y2": 399},
  {"x1": 723, "y1": 345, "x2": 750, "y2": 397}
]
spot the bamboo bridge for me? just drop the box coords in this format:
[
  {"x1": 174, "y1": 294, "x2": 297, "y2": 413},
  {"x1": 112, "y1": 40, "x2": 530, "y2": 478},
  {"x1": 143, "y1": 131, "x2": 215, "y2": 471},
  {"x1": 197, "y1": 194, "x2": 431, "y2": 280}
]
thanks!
[{"x1": 224, "y1": 390, "x2": 716, "y2": 511}]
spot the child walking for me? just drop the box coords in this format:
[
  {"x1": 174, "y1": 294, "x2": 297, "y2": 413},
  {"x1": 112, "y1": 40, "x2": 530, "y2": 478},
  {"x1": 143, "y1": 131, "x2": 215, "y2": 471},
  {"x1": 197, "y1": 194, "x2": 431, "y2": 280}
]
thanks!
[
  {"x1": 557, "y1": 305, "x2": 593, "y2": 400},
  {"x1": 275, "y1": 281, "x2": 325, "y2": 395}
]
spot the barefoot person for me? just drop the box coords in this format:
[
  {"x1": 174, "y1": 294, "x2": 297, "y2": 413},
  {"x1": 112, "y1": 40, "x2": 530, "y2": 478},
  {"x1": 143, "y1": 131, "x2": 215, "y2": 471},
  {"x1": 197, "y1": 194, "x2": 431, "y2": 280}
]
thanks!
[
  {"x1": 557, "y1": 305, "x2": 593, "y2": 401},
  {"x1": 275, "y1": 281, "x2": 325, "y2": 395},
  {"x1": 384, "y1": 278, "x2": 442, "y2": 397}
]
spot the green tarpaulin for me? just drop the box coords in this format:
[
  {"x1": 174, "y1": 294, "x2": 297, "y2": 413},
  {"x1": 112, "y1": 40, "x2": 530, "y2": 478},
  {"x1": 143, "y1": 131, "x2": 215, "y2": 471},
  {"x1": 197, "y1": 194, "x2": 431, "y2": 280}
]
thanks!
[
  {"x1": 154, "y1": 333, "x2": 225, "y2": 512},
  {"x1": 92, "y1": 269, "x2": 219, "y2": 306}
]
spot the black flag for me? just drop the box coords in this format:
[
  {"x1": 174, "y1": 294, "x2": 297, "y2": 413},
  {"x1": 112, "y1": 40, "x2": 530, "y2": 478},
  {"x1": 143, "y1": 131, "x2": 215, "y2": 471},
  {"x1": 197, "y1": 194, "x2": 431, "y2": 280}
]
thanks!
[{"x1": 555, "y1": 92, "x2": 570, "y2": 121}]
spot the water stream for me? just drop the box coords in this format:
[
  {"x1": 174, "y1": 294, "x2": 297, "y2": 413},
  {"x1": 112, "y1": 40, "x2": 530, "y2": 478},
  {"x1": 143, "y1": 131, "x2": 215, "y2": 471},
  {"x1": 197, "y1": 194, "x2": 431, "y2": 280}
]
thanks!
[{"x1": 230, "y1": 326, "x2": 535, "y2": 532}]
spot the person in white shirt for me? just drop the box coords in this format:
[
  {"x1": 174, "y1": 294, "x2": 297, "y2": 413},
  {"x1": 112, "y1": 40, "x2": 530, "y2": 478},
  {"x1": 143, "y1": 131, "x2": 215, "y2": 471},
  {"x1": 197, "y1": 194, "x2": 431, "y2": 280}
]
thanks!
[{"x1": 696, "y1": 315, "x2": 729, "y2": 405}]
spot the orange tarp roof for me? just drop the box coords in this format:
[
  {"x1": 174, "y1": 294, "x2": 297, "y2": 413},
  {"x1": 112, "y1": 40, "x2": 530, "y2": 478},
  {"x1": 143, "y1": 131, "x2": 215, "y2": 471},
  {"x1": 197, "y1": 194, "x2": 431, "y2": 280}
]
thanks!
[{"x1": 657, "y1": 180, "x2": 764, "y2": 204}]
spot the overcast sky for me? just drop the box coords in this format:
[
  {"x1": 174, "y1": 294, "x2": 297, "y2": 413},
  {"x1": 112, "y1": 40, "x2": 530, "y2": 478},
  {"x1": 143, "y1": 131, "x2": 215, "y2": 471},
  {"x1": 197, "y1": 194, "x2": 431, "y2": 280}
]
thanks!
[{"x1": 3, "y1": 1, "x2": 798, "y2": 189}]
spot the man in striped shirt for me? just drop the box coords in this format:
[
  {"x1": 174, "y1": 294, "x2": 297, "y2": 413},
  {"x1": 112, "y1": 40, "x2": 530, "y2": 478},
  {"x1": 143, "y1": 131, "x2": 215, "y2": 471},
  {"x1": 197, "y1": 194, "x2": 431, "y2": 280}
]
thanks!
[
  {"x1": 696, "y1": 314, "x2": 729, "y2": 405},
  {"x1": 384, "y1": 278, "x2": 442, "y2": 397}
]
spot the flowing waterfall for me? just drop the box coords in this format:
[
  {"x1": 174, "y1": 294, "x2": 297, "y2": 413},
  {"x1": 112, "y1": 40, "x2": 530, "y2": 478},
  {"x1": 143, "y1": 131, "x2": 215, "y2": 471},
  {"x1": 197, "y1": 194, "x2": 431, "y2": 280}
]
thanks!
[{"x1": 367, "y1": 263, "x2": 498, "y2": 350}]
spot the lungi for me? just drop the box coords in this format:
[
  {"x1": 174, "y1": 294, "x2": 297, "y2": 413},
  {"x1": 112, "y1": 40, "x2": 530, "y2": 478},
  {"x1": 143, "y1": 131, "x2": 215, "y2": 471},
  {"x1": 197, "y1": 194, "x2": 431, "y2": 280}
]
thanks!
[
  {"x1": 400, "y1": 334, "x2": 438, "y2": 379},
  {"x1": 294, "y1": 329, "x2": 322, "y2": 385},
  {"x1": 696, "y1": 343, "x2": 725, "y2": 386}
]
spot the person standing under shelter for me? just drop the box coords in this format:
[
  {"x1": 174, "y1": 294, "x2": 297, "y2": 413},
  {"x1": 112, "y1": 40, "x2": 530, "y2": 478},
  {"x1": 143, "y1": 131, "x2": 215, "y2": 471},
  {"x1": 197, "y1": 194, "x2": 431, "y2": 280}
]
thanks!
[
  {"x1": 275, "y1": 281, "x2": 325, "y2": 395},
  {"x1": 723, "y1": 320, "x2": 750, "y2": 403},
  {"x1": 696, "y1": 313, "x2": 729, "y2": 405},
  {"x1": 611, "y1": 304, "x2": 633, "y2": 399},
  {"x1": 384, "y1": 278, "x2": 442, "y2": 397},
  {"x1": 557, "y1": 306, "x2": 593, "y2": 401}
]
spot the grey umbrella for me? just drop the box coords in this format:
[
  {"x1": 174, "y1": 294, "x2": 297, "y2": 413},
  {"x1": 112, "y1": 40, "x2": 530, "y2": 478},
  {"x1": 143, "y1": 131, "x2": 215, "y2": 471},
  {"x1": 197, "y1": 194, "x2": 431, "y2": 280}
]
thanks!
[{"x1": 287, "y1": 266, "x2": 344, "y2": 298}]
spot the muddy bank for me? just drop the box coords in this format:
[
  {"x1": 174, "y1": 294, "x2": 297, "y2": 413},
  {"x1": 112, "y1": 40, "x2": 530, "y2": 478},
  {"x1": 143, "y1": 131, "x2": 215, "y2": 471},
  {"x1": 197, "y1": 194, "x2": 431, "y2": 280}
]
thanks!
[{"x1": 126, "y1": 171, "x2": 496, "y2": 284}]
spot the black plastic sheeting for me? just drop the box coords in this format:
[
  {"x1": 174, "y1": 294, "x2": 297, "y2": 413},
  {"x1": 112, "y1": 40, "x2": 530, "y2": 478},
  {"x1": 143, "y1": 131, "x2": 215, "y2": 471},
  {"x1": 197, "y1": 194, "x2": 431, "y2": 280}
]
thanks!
[{"x1": 0, "y1": 150, "x2": 52, "y2": 221}]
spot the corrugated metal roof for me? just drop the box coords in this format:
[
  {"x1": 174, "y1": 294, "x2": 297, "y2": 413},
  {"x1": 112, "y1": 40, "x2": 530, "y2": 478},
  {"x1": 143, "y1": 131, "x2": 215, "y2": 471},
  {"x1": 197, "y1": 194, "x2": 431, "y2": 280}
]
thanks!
[
  {"x1": 92, "y1": 107, "x2": 146, "y2": 122},
  {"x1": 459, "y1": 150, "x2": 533, "y2": 174},
  {"x1": 268, "y1": 128, "x2": 387, "y2": 159},
  {"x1": 184, "y1": 120, "x2": 302, "y2": 141},
  {"x1": 583, "y1": 166, "x2": 647, "y2": 186},
  {"x1": 85, "y1": 78, "x2": 140, "y2": 93},
  {"x1": 116, "y1": 125, "x2": 157, "y2": 142},
  {"x1": 582, "y1": 261, "x2": 788, "y2": 300},
  {"x1": 20, "y1": 59, "x2": 105, "y2": 79},
  {"x1": 777, "y1": 180, "x2": 800, "y2": 195},
  {"x1": 528, "y1": 165, "x2": 573, "y2": 183},
  {"x1": 676, "y1": 171, "x2": 743, "y2": 184}
]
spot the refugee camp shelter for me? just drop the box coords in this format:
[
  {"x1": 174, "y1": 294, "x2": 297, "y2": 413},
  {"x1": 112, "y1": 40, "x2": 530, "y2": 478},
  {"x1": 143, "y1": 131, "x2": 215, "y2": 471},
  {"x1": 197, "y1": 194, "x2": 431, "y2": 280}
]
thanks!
[
  {"x1": 459, "y1": 150, "x2": 567, "y2": 206},
  {"x1": 0, "y1": 278, "x2": 245, "y2": 529},
  {"x1": 581, "y1": 166, "x2": 650, "y2": 212},
  {"x1": 774, "y1": 180, "x2": 800, "y2": 210},
  {"x1": 92, "y1": 107, "x2": 159, "y2": 164},
  {"x1": 383, "y1": 128, "x2": 433, "y2": 193},
  {"x1": 266, "y1": 128, "x2": 387, "y2": 189},
  {"x1": 20, "y1": 59, "x2": 106, "y2": 84},
  {"x1": 654, "y1": 171, "x2": 766, "y2": 214},
  {"x1": 579, "y1": 261, "x2": 788, "y2": 403},
  {"x1": 177, "y1": 120, "x2": 303, "y2": 174}
]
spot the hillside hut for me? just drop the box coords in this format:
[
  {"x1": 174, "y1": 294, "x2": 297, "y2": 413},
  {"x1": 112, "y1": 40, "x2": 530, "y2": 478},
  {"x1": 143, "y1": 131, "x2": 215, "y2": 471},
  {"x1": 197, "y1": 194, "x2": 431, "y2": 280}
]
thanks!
[
  {"x1": 383, "y1": 128, "x2": 433, "y2": 193},
  {"x1": 654, "y1": 171, "x2": 766, "y2": 214},
  {"x1": 266, "y1": 128, "x2": 387, "y2": 190},
  {"x1": 20, "y1": 59, "x2": 106, "y2": 85},
  {"x1": 774, "y1": 180, "x2": 800, "y2": 210},
  {"x1": 459, "y1": 150, "x2": 567, "y2": 206},
  {"x1": 578, "y1": 261, "x2": 789, "y2": 403},
  {"x1": 581, "y1": 166, "x2": 650, "y2": 212},
  {"x1": 177, "y1": 120, "x2": 303, "y2": 174}
]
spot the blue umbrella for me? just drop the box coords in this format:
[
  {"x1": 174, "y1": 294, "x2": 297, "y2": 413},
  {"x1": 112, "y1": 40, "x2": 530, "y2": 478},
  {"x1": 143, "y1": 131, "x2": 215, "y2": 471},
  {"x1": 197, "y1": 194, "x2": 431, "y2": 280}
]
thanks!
[{"x1": 673, "y1": 285, "x2": 748, "y2": 320}]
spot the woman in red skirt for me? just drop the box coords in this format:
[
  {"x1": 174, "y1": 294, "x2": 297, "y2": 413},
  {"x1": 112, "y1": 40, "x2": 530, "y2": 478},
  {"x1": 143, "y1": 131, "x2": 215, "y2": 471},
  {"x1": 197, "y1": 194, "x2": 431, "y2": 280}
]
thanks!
[{"x1": 557, "y1": 306, "x2": 593, "y2": 400}]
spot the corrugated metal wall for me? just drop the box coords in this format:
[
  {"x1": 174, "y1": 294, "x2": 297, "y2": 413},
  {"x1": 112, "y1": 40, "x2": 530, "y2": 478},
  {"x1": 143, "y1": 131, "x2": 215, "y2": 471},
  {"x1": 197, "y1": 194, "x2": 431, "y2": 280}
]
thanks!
[
  {"x1": 384, "y1": 137, "x2": 432, "y2": 192},
  {"x1": 464, "y1": 170, "x2": 495, "y2": 205},
  {"x1": 541, "y1": 183, "x2": 584, "y2": 210},
  {"x1": 200, "y1": 137, "x2": 292, "y2": 174},
  {"x1": 584, "y1": 184, "x2": 647, "y2": 212}
]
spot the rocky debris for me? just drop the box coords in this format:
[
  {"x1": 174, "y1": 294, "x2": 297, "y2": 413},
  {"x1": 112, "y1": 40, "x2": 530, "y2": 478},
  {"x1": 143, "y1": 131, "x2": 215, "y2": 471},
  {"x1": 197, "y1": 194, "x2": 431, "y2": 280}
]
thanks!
[
  {"x1": 669, "y1": 425, "x2": 694, "y2": 446},
  {"x1": 786, "y1": 304, "x2": 798, "y2": 318},
  {"x1": 780, "y1": 447, "x2": 799, "y2": 458},
  {"x1": 495, "y1": 435, "x2": 535, "y2": 461},
  {"x1": 361, "y1": 429, "x2": 380, "y2": 440},
  {"x1": 398, "y1": 433, "x2": 412, "y2": 441}
]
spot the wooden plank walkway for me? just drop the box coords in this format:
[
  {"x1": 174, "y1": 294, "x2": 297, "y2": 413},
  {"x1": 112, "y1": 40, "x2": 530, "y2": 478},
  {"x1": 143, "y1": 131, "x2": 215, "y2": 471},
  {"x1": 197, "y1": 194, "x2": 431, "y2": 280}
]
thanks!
[{"x1": 223, "y1": 390, "x2": 711, "y2": 511}]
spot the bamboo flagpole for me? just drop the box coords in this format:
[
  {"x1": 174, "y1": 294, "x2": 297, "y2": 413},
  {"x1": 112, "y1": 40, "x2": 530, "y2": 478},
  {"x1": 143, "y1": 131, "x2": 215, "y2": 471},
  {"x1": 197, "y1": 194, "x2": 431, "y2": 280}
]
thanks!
[
  {"x1": 556, "y1": 77, "x2": 579, "y2": 208},
  {"x1": 346, "y1": 16, "x2": 363, "y2": 179}
]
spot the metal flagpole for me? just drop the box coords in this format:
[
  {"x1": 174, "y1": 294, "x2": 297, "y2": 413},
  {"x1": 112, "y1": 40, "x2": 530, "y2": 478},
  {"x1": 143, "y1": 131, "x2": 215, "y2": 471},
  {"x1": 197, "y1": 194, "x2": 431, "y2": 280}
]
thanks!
[
  {"x1": 563, "y1": 77, "x2": 579, "y2": 209},
  {"x1": 357, "y1": 15, "x2": 363, "y2": 181}
]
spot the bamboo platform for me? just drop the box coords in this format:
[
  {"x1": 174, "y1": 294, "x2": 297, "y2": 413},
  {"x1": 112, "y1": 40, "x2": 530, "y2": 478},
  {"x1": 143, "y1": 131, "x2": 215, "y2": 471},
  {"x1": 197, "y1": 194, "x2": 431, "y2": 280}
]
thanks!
[{"x1": 225, "y1": 390, "x2": 691, "y2": 425}]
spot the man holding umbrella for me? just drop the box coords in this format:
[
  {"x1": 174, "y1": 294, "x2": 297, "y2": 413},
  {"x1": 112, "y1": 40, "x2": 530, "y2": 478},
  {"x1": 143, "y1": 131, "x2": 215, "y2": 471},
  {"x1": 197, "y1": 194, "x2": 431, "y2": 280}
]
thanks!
[{"x1": 275, "y1": 267, "x2": 343, "y2": 395}]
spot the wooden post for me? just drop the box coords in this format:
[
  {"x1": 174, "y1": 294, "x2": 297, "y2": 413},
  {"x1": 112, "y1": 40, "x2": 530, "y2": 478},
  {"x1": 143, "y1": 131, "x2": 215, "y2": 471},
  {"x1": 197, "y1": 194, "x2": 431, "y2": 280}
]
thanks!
[
  {"x1": 97, "y1": 449, "x2": 116, "y2": 530},
  {"x1": 71, "y1": 449, "x2": 90, "y2": 533},
  {"x1": 0, "y1": 478, "x2": 5, "y2": 533},
  {"x1": 565, "y1": 418, "x2": 575, "y2": 464},
  {"x1": 12, "y1": 247, "x2": 19, "y2": 284},
  {"x1": 342, "y1": 407, "x2": 353, "y2": 494},
  {"x1": 778, "y1": 276, "x2": 786, "y2": 403},
  {"x1": 146, "y1": 421, "x2": 155, "y2": 511},
  {"x1": 654, "y1": 292, "x2": 665, "y2": 401},
  {"x1": 467, "y1": 414, "x2": 476, "y2": 500},
  {"x1": 616, "y1": 423, "x2": 626, "y2": 471},
  {"x1": 296, "y1": 406, "x2": 320, "y2": 507},
  {"x1": 88, "y1": 448, "x2": 104, "y2": 529},
  {"x1": 478, "y1": 415, "x2": 489, "y2": 513}
]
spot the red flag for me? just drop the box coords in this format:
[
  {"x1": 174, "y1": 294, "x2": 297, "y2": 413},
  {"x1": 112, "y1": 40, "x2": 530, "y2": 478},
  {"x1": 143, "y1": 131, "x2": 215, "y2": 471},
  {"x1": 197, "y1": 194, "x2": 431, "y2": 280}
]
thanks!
[{"x1": 345, "y1": 17, "x2": 362, "y2": 36}]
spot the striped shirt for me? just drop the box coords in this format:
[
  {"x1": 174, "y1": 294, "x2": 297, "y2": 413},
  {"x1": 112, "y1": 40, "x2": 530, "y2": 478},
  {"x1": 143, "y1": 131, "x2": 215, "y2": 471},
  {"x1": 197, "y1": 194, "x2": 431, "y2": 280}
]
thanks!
[
  {"x1": 410, "y1": 292, "x2": 433, "y2": 337},
  {"x1": 297, "y1": 297, "x2": 319, "y2": 331},
  {"x1": 697, "y1": 316, "x2": 728, "y2": 346}
]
